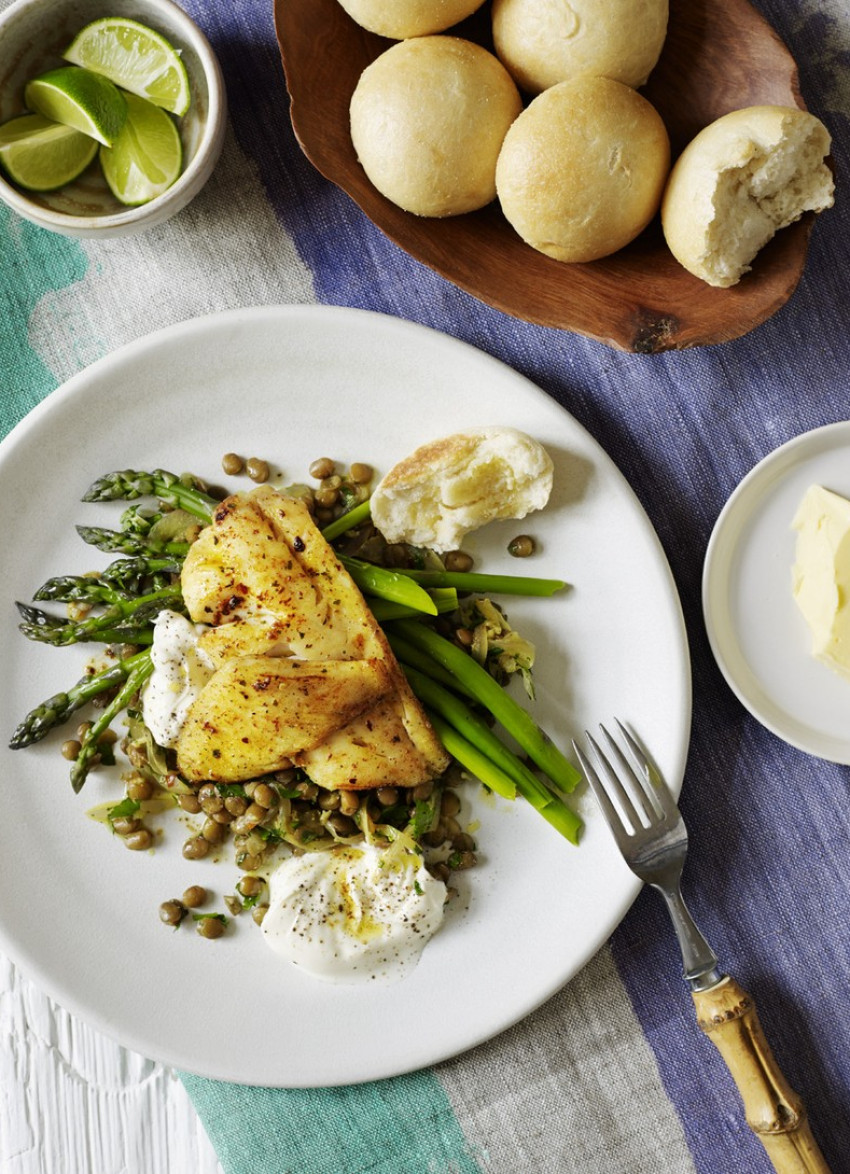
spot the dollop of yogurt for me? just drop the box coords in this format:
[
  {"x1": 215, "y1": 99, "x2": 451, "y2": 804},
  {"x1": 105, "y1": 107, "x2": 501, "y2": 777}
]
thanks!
[
  {"x1": 261, "y1": 841, "x2": 447, "y2": 983},
  {"x1": 141, "y1": 609, "x2": 214, "y2": 747}
]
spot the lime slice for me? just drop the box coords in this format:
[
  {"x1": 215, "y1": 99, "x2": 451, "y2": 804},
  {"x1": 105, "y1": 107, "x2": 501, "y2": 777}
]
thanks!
[
  {"x1": 64, "y1": 18, "x2": 191, "y2": 117},
  {"x1": 24, "y1": 66, "x2": 127, "y2": 147},
  {"x1": 99, "y1": 91, "x2": 182, "y2": 205},
  {"x1": 0, "y1": 113, "x2": 98, "y2": 191}
]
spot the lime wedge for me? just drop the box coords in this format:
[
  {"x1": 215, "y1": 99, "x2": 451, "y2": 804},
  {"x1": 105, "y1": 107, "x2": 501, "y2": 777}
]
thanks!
[
  {"x1": 0, "y1": 113, "x2": 98, "y2": 191},
  {"x1": 99, "y1": 91, "x2": 182, "y2": 205},
  {"x1": 25, "y1": 66, "x2": 127, "y2": 147},
  {"x1": 64, "y1": 18, "x2": 191, "y2": 117}
]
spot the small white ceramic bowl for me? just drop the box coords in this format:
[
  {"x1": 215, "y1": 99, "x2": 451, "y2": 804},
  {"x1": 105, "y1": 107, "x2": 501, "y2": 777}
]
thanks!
[{"x1": 0, "y1": 0, "x2": 226, "y2": 236}]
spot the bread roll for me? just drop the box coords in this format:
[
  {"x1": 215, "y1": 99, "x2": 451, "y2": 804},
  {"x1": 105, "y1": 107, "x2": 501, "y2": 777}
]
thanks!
[
  {"x1": 496, "y1": 77, "x2": 670, "y2": 263},
  {"x1": 492, "y1": 0, "x2": 668, "y2": 95},
  {"x1": 370, "y1": 426, "x2": 554, "y2": 552},
  {"x1": 350, "y1": 37, "x2": 522, "y2": 218},
  {"x1": 336, "y1": 0, "x2": 486, "y2": 39},
  {"x1": 661, "y1": 106, "x2": 834, "y2": 288}
]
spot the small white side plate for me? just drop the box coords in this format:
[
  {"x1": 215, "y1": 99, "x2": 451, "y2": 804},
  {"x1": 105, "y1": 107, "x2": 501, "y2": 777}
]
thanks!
[{"x1": 703, "y1": 421, "x2": 850, "y2": 763}]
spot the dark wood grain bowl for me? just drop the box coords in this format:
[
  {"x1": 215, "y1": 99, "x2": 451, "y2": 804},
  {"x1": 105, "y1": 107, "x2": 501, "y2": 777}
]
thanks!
[{"x1": 275, "y1": 0, "x2": 815, "y2": 353}]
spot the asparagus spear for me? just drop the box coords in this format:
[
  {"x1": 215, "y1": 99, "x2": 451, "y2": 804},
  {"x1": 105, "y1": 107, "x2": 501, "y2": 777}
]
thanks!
[
  {"x1": 341, "y1": 555, "x2": 438, "y2": 615},
  {"x1": 82, "y1": 469, "x2": 217, "y2": 522},
  {"x1": 70, "y1": 654, "x2": 155, "y2": 792},
  {"x1": 369, "y1": 588, "x2": 458, "y2": 622},
  {"x1": 392, "y1": 619, "x2": 581, "y2": 794},
  {"x1": 34, "y1": 575, "x2": 129, "y2": 605},
  {"x1": 406, "y1": 666, "x2": 583, "y2": 841},
  {"x1": 21, "y1": 622, "x2": 153, "y2": 647},
  {"x1": 424, "y1": 713, "x2": 517, "y2": 804},
  {"x1": 403, "y1": 666, "x2": 528, "y2": 794},
  {"x1": 427, "y1": 711, "x2": 581, "y2": 844},
  {"x1": 9, "y1": 650, "x2": 152, "y2": 749},
  {"x1": 393, "y1": 568, "x2": 567, "y2": 597},
  {"x1": 384, "y1": 629, "x2": 477, "y2": 700},
  {"x1": 101, "y1": 555, "x2": 184, "y2": 594},
  {"x1": 15, "y1": 603, "x2": 67, "y2": 636},
  {"x1": 17, "y1": 588, "x2": 182, "y2": 646},
  {"x1": 119, "y1": 505, "x2": 164, "y2": 535},
  {"x1": 76, "y1": 525, "x2": 191, "y2": 558},
  {"x1": 321, "y1": 499, "x2": 371, "y2": 542}
]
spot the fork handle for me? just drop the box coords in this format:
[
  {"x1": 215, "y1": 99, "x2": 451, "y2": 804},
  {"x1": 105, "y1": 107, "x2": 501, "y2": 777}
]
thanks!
[{"x1": 693, "y1": 976, "x2": 830, "y2": 1173}]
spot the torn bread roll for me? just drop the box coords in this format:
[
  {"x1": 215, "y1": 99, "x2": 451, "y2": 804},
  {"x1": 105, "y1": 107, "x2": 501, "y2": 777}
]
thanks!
[
  {"x1": 370, "y1": 426, "x2": 554, "y2": 552},
  {"x1": 492, "y1": 0, "x2": 668, "y2": 96},
  {"x1": 336, "y1": 0, "x2": 486, "y2": 39},
  {"x1": 350, "y1": 37, "x2": 522, "y2": 217},
  {"x1": 661, "y1": 105, "x2": 834, "y2": 288}
]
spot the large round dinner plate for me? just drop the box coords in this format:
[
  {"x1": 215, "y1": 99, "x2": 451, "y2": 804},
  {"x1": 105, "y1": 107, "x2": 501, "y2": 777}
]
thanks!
[{"x1": 0, "y1": 306, "x2": 690, "y2": 1087}]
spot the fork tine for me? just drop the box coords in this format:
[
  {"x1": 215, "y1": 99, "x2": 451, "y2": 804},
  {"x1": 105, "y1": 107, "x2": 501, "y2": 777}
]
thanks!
[
  {"x1": 597, "y1": 725, "x2": 659, "y2": 827},
  {"x1": 571, "y1": 738, "x2": 626, "y2": 836},
  {"x1": 580, "y1": 729, "x2": 646, "y2": 833},
  {"x1": 614, "y1": 718, "x2": 678, "y2": 819},
  {"x1": 600, "y1": 724, "x2": 663, "y2": 823}
]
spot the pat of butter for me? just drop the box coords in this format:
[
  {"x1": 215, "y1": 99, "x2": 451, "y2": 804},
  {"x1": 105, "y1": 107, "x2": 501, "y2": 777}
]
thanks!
[{"x1": 791, "y1": 484, "x2": 850, "y2": 681}]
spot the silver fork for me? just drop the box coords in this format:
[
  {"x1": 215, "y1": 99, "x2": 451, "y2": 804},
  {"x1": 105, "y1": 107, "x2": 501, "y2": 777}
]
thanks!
[{"x1": 572, "y1": 721, "x2": 830, "y2": 1174}]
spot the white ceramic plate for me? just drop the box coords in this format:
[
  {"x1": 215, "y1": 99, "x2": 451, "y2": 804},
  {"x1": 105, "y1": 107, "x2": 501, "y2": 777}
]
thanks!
[
  {"x1": 703, "y1": 420, "x2": 850, "y2": 764},
  {"x1": 0, "y1": 306, "x2": 690, "y2": 1087}
]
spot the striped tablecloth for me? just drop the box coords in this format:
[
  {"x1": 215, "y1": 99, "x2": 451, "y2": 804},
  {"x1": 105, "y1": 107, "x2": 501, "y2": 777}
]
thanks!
[{"x1": 1, "y1": 1, "x2": 849, "y2": 1171}]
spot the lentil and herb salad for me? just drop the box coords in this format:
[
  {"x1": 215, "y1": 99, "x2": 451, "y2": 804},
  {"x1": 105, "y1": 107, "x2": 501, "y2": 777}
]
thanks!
[{"x1": 9, "y1": 452, "x2": 582, "y2": 959}]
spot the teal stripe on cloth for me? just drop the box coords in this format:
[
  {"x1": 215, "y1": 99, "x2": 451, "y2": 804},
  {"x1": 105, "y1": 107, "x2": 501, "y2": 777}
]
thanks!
[
  {"x1": 0, "y1": 205, "x2": 87, "y2": 434},
  {"x1": 180, "y1": 1069, "x2": 485, "y2": 1174}
]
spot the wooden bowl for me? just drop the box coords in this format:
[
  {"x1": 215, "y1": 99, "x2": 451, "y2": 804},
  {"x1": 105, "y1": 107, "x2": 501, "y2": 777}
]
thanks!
[{"x1": 275, "y1": 0, "x2": 813, "y2": 353}]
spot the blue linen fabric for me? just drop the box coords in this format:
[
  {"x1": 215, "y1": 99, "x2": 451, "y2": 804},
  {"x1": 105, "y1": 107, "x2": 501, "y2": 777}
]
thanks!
[{"x1": 2, "y1": 0, "x2": 849, "y2": 1171}]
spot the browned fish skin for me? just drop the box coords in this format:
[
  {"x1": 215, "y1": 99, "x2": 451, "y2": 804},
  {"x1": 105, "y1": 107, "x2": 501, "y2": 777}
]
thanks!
[
  {"x1": 177, "y1": 487, "x2": 448, "y2": 788},
  {"x1": 182, "y1": 490, "x2": 377, "y2": 664},
  {"x1": 176, "y1": 656, "x2": 395, "y2": 782}
]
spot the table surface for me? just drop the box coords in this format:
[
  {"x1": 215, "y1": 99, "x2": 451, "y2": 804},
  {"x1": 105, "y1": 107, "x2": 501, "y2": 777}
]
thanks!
[{"x1": 2, "y1": 0, "x2": 850, "y2": 1172}]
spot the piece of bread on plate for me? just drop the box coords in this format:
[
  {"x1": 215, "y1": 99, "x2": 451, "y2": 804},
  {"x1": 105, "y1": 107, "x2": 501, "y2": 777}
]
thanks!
[{"x1": 370, "y1": 425, "x2": 553, "y2": 552}]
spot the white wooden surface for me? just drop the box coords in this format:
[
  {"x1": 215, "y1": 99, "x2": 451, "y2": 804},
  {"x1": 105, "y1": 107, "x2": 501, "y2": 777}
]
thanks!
[{"x1": 0, "y1": 952, "x2": 224, "y2": 1174}]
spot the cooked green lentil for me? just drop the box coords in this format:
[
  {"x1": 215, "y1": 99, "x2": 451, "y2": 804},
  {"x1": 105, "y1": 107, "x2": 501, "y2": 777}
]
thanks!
[
  {"x1": 309, "y1": 457, "x2": 335, "y2": 479},
  {"x1": 124, "y1": 829, "x2": 153, "y2": 851},
  {"x1": 196, "y1": 916, "x2": 226, "y2": 939},
  {"x1": 182, "y1": 885, "x2": 207, "y2": 908},
  {"x1": 508, "y1": 534, "x2": 535, "y2": 557},
  {"x1": 246, "y1": 457, "x2": 270, "y2": 483},
  {"x1": 221, "y1": 452, "x2": 243, "y2": 475},
  {"x1": 444, "y1": 550, "x2": 474, "y2": 572},
  {"x1": 159, "y1": 899, "x2": 185, "y2": 926}
]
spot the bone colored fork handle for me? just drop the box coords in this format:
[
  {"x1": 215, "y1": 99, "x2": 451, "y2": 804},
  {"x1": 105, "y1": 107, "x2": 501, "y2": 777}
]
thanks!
[{"x1": 693, "y1": 976, "x2": 831, "y2": 1173}]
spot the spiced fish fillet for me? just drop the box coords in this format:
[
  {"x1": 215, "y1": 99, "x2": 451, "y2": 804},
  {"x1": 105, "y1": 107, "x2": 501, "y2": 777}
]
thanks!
[
  {"x1": 175, "y1": 656, "x2": 395, "y2": 781},
  {"x1": 177, "y1": 487, "x2": 448, "y2": 788},
  {"x1": 181, "y1": 487, "x2": 380, "y2": 665}
]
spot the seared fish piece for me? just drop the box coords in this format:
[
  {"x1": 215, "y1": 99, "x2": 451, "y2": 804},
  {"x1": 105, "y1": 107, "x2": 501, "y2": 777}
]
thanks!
[
  {"x1": 294, "y1": 697, "x2": 445, "y2": 792},
  {"x1": 182, "y1": 488, "x2": 383, "y2": 665},
  {"x1": 178, "y1": 487, "x2": 448, "y2": 789},
  {"x1": 176, "y1": 656, "x2": 393, "y2": 782}
]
